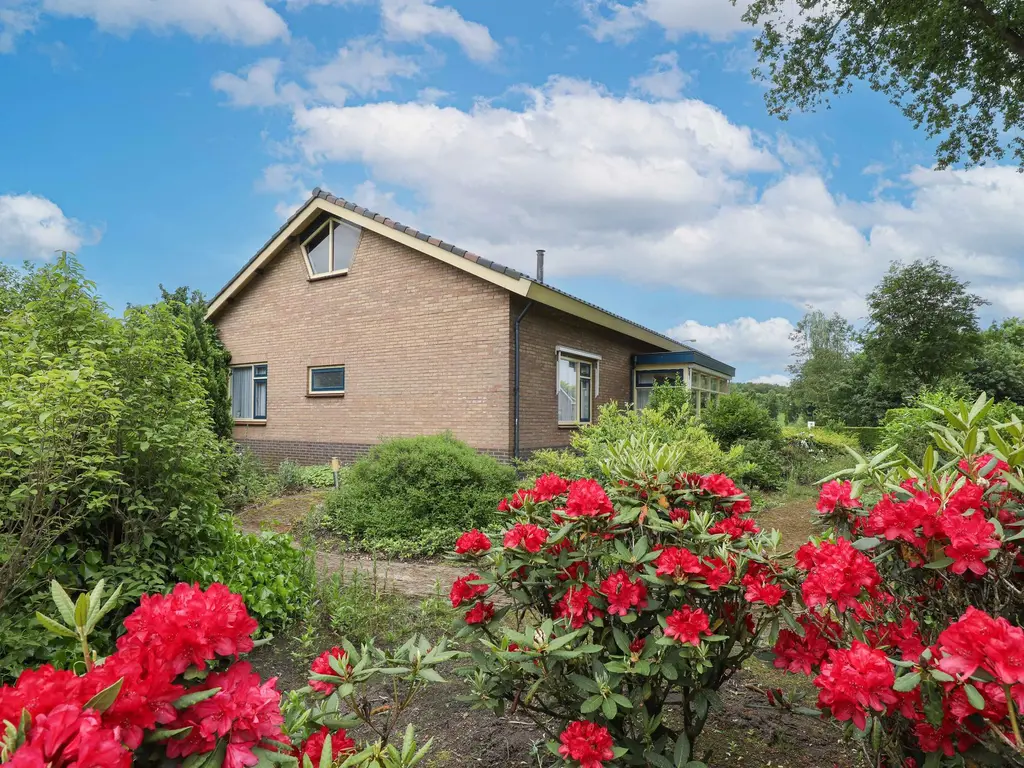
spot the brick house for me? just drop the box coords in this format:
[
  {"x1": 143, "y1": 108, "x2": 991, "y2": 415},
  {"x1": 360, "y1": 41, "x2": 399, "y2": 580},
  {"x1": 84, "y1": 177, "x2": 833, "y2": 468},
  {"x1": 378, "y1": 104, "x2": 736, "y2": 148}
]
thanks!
[{"x1": 206, "y1": 189, "x2": 735, "y2": 465}]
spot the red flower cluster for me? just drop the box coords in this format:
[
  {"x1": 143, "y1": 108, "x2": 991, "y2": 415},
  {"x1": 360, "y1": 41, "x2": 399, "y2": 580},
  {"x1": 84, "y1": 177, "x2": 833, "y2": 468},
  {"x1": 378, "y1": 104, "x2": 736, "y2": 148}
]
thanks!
[
  {"x1": 166, "y1": 662, "x2": 286, "y2": 768},
  {"x1": 555, "y1": 584, "x2": 603, "y2": 628},
  {"x1": 450, "y1": 573, "x2": 489, "y2": 608},
  {"x1": 772, "y1": 615, "x2": 838, "y2": 675},
  {"x1": 598, "y1": 570, "x2": 648, "y2": 616},
  {"x1": 558, "y1": 720, "x2": 615, "y2": 768},
  {"x1": 664, "y1": 606, "x2": 712, "y2": 645},
  {"x1": 813, "y1": 641, "x2": 898, "y2": 730},
  {"x1": 498, "y1": 488, "x2": 535, "y2": 512},
  {"x1": 454, "y1": 529, "x2": 491, "y2": 554},
  {"x1": 297, "y1": 726, "x2": 356, "y2": 763},
  {"x1": 464, "y1": 601, "x2": 496, "y2": 625},
  {"x1": 935, "y1": 607, "x2": 1024, "y2": 685},
  {"x1": 797, "y1": 538, "x2": 881, "y2": 611},
  {"x1": 564, "y1": 479, "x2": 614, "y2": 518},
  {"x1": 654, "y1": 547, "x2": 733, "y2": 591},
  {"x1": 503, "y1": 523, "x2": 549, "y2": 553},
  {"x1": 698, "y1": 474, "x2": 752, "y2": 514},
  {"x1": 6, "y1": 704, "x2": 131, "y2": 768},
  {"x1": 533, "y1": 473, "x2": 570, "y2": 502},
  {"x1": 309, "y1": 647, "x2": 351, "y2": 695},
  {"x1": 741, "y1": 563, "x2": 786, "y2": 607},
  {"x1": 118, "y1": 583, "x2": 258, "y2": 675},
  {"x1": 816, "y1": 480, "x2": 862, "y2": 516},
  {"x1": 709, "y1": 514, "x2": 759, "y2": 540}
]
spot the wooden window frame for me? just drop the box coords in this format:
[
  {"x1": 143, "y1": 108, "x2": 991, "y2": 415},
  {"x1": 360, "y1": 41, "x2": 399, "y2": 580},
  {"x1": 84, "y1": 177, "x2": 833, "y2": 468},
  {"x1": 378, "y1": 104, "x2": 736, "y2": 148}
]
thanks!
[
  {"x1": 301, "y1": 218, "x2": 361, "y2": 280},
  {"x1": 557, "y1": 349, "x2": 599, "y2": 427},
  {"x1": 307, "y1": 365, "x2": 346, "y2": 397}
]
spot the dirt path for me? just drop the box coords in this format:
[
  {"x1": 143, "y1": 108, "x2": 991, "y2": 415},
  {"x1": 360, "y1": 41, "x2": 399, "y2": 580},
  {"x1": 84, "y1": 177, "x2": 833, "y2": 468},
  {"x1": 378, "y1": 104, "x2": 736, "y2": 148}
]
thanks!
[{"x1": 237, "y1": 492, "x2": 466, "y2": 600}]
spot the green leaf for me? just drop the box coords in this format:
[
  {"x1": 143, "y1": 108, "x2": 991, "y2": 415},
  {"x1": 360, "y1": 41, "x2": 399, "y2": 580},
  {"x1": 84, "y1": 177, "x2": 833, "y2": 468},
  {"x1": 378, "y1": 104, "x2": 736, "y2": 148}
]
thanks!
[
  {"x1": 34, "y1": 612, "x2": 76, "y2": 638},
  {"x1": 673, "y1": 732, "x2": 691, "y2": 765},
  {"x1": 83, "y1": 678, "x2": 123, "y2": 713},
  {"x1": 924, "y1": 556, "x2": 954, "y2": 570},
  {"x1": 644, "y1": 752, "x2": 673, "y2": 768},
  {"x1": 581, "y1": 695, "x2": 603, "y2": 714},
  {"x1": 73, "y1": 593, "x2": 90, "y2": 629},
  {"x1": 146, "y1": 726, "x2": 193, "y2": 743},
  {"x1": 50, "y1": 581, "x2": 76, "y2": 627},
  {"x1": 174, "y1": 687, "x2": 222, "y2": 709},
  {"x1": 892, "y1": 672, "x2": 921, "y2": 692},
  {"x1": 318, "y1": 733, "x2": 332, "y2": 768},
  {"x1": 851, "y1": 537, "x2": 881, "y2": 551},
  {"x1": 601, "y1": 697, "x2": 617, "y2": 720},
  {"x1": 964, "y1": 683, "x2": 985, "y2": 711}
]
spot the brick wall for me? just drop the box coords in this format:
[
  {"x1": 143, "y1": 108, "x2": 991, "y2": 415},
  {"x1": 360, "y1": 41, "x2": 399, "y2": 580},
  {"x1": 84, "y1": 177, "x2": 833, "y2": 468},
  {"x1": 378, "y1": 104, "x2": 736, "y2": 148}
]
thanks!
[
  {"x1": 214, "y1": 229, "x2": 512, "y2": 462},
  {"x1": 513, "y1": 298, "x2": 661, "y2": 453}
]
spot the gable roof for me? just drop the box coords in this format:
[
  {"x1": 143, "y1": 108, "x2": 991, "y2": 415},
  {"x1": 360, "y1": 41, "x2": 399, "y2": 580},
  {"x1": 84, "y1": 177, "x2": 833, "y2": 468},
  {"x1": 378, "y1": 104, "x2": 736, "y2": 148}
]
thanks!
[{"x1": 206, "y1": 189, "x2": 690, "y2": 353}]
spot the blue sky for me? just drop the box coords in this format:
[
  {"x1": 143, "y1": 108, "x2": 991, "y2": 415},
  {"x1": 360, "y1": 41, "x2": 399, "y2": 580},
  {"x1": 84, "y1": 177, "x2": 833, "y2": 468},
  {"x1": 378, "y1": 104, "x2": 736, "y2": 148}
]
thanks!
[{"x1": 3, "y1": 0, "x2": 1024, "y2": 383}]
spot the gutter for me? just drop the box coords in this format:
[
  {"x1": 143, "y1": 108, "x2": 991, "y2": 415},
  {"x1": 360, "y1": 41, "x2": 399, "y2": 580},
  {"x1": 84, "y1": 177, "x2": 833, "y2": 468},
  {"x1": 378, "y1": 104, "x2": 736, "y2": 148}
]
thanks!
[{"x1": 513, "y1": 300, "x2": 534, "y2": 460}]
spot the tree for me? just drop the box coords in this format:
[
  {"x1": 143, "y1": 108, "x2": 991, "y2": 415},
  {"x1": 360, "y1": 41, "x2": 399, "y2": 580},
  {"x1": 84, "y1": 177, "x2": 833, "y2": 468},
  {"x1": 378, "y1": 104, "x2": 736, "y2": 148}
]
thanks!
[
  {"x1": 862, "y1": 259, "x2": 986, "y2": 393},
  {"x1": 966, "y1": 318, "x2": 1024, "y2": 404},
  {"x1": 158, "y1": 286, "x2": 233, "y2": 440},
  {"x1": 788, "y1": 309, "x2": 856, "y2": 423},
  {"x1": 730, "y1": 382, "x2": 799, "y2": 423},
  {"x1": 742, "y1": 0, "x2": 1024, "y2": 168}
]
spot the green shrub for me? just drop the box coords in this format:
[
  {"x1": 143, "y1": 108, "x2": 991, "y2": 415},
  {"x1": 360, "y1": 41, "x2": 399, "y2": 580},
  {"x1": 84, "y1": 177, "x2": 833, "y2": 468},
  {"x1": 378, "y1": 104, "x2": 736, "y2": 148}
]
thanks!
[
  {"x1": 178, "y1": 519, "x2": 315, "y2": 632},
  {"x1": 321, "y1": 433, "x2": 516, "y2": 556},
  {"x1": 701, "y1": 393, "x2": 781, "y2": 448},
  {"x1": 276, "y1": 460, "x2": 306, "y2": 493},
  {"x1": 735, "y1": 438, "x2": 786, "y2": 490},
  {"x1": 838, "y1": 425, "x2": 884, "y2": 450},
  {"x1": 517, "y1": 448, "x2": 589, "y2": 483},
  {"x1": 646, "y1": 373, "x2": 691, "y2": 417},
  {"x1": 298, "y1": 464, "x2": 337, "y2": 488},
  {"x1": 779, "y1": 425, "x2": 857, "y2": 486},
  {"x1": 222, "y1": 448, "x2": 282, "y2": 509}
]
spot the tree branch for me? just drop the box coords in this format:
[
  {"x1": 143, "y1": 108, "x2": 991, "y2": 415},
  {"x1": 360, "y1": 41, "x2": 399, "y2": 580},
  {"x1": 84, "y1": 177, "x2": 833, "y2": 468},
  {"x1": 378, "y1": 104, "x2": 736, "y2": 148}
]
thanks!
[{"x1": 964, "y1": 0, "x2": 1024, "y2": 62}]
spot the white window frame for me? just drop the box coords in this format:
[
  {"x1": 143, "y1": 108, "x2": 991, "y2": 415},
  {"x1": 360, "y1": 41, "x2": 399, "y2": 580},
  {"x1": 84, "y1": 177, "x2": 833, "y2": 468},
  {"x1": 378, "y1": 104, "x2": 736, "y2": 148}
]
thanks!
[
  {"x1": 634, "y1": 368, "x2": 688, "y2": 410},
  {"x1": 556, "y1": 349, "x2": 600, "y2": 426},
  {"x1": 230, "y1": 363, "x2": 268, "y2": 423},
  {"x1": 308, "y1": 365, "x2": 346, "y2": 396},
  {"x1": 301, "y1": 217, "x2": 362, "y2": 280}
]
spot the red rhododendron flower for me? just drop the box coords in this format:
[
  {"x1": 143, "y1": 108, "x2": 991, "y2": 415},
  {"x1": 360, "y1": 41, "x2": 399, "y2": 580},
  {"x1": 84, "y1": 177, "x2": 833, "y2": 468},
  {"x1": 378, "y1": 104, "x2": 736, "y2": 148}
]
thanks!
[
  {"x1": 741, "y1": 564, "x2": 786, "y2": 607},
  {"x1": 813, "y1": 641, "x2": 898, "y2": 730},
  {"x1": 629, "y1": 637, "x2": 646, "y2": 655},
  {"x1": 1, "y1": 665, "x2": 85, "y2": 723},
  {"x1": 700, "y1": 557, "x2": 733, "y2": 591},
  {"x1": 958, "y1": 453, "x2": 1010, "y2": 479},
  {"x1": 799, "y1": 538, "x2": 882, "y2": 611},
  {"x1": 298, "y1": 727, "x2": 356, "y2": 763},
  {"x1": 309, "y1": 647, "x2": 351, "y2": 695},
  {"x1": 664, "y1": 606, "x2": 711, "y2": 645},
  {"x1": 817, "y1": 480, "x2": 862, "y2": 516},
  {"x1": 119, "y1": 583, "x2": 258, "y2": 675},
  {"x1": 454, "y1": 529, "x2": 491, "y2": 554},
  {"x1": 936, "y1": 606, "x2": 1024, "y2": 685},
  {"x1": 940, "y1": 511, "x2": 1000, "y2": 575},
  {"x1": 450, "y1": 573, "x2": 488, "y2": 608},
  {"x1": 564, "y1": 479, "x2": 614, "y2": 518},
  {"x1": 8, "y1": 704, "x2": 131, "y2": 768},
  {"x1": 773, "y1": 616, "x2": 838, "y2": 675},
  {"x1": 556, "y1": 560, "x2": 591, "y2": 582},
  {"x1": 867, "y1": 614, "x2": 925, "y2": 663},
  {"x1": 700, "y1": 474, "x2": 743, "y2": 498},
  {"x1": 709, "y1": 514, "x2": 759, "y2": 540},
  {"x1": 864, "y1": 493, "x2": 935, "y2": 548},
  {"x1": 668, "y1": 507, "x2": 690, "y2": 523},
  {"x1": 558, "y1": 720, "x2": 615, "y2": 768},
  {"x1": 84, "y1": 645, "x2": 183, "y2": 749},
  {"x1": 599, "y1": 570, "x2": 648, "y2": 616},
  {"x1": 654, "y1": 546, "x2": 703, "y2": 580},
  {"x1": 533, "y1": 473, "x2": 569, "y2": 502},
  {"x1": 167, "y1": 662, "x2": 286, "y2": 768},
  {"x1": 464, "y1": 601, "x2": 495, "y2": 625},
  {"x1": 503, "y1": 523, "x2": 549, "y2": 553},
  {"x1": 555, "y1": 585, "x2": 603, "y2": 628}
]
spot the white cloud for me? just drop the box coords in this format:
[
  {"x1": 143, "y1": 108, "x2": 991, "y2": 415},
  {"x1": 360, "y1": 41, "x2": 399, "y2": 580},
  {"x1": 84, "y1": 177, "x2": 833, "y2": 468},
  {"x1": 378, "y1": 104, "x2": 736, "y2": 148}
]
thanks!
[
  {"x1": 38, "y1": 0, "x2": 288, "y2": 44},
  {"x1": 748, "y1": 374, "x2": 791, "y2": 385},
  {"x1": 0, "y1": 193, "x2": 88, "y2": 259},
  {"x1": 212, "y1": 58, "x2": 305, "y2": 108},
  {"x1": 416, "y1": 86, "x2": 449, "y2": 103},
  {"x1": 380, "y1": 0, "x2": 498, "y2": 62},
  {"x1": 0, "y1": 4, "x2": 38, "y2": 52},
  {"x1": 584, "y1": 0, "x2": 751, "y2": 42},
  {"x1": 667, "y1": 317, "x2": 796, "y2": 370},
  {"x1": 629, "y1": 51, "x2": 689, "y2": 99},
  {"x1": 307, "y1": 39, "x2": 420, "y2": 103}
]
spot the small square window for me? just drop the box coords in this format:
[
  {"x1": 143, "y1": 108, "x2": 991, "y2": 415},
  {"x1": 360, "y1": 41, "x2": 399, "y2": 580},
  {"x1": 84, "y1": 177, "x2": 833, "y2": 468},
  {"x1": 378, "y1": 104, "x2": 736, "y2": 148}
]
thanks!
[{"x1": 309, "y1": 366, "x2": 345, "y2": 394}]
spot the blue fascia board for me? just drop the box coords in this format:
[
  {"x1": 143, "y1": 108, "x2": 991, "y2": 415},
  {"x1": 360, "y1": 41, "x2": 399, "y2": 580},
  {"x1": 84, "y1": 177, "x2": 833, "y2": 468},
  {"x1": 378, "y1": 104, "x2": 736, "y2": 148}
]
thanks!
[{"x1": 633, "y1": 351, "x2": 736, "y2": 378}]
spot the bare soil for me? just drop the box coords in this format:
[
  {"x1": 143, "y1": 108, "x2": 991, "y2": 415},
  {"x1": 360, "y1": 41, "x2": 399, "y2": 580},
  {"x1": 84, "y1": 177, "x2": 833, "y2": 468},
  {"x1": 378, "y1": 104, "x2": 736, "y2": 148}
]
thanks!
[{"x1": 756, "y1": 499, "x2": 820, "y2": 553}]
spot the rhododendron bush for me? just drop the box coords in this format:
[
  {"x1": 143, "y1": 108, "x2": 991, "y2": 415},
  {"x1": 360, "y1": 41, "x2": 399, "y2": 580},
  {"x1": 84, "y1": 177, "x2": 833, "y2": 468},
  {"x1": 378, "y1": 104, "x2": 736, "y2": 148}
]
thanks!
[
  {"x1": 451, "y1": 464, "x2": 796, "y2": 767},
  {"x1": 0, "y1": 580, "x2": 447, "y2": 768},
  {"x1": 770, "y1": 395, "x2": 1024, "y2": 767}
]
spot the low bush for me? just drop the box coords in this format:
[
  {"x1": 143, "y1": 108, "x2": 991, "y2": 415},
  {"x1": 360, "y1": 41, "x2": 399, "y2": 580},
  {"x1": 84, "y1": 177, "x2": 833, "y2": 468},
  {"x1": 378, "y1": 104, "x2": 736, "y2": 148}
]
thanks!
[
  {"x1": 735, "y1": 438, "x2": 787, "y2": 490},
  {"x1": 701, "y1": 393, "x2": 782, "y2": 448},
  {"x1": 518, "y1": 448, "x2": 589, "y2": 483},
  {"x1": 779, "y1": 425, "x2": 859, "y2": 486},
  {"x1": 178, "y1": 520, "x2": 316, "y2": 633},
  {"x1": 321, "y1": 433, "x2": 516, "y2": 557},
  {"x1": 222, "y1": 447, "x2": 282, "y2": 509},
  {"x1": 451, "y1": 468, "x2": 794, "y2": 765},
  {"x1": 297, "y1": 463, "x2": 337, "y2": 489}
]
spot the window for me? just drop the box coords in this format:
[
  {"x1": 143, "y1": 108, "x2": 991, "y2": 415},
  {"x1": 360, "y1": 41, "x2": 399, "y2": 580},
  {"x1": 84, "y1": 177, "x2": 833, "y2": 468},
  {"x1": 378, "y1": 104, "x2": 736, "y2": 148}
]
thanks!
[
  {"x1": 690, "y1": 369, "x2": 729, "y2": 416},
  {"x1": 231, "y1": 364, "x2": 267, "y2": 421},
  {"x1": 557, "y1": 351, "x2": 598, "y2": 425},
  {"x1": 309, "y1": 365, "x2": 345, "y2": 395},
  {"x1": 301, "y1": 217, "x2": 362, "y2": 276},
  {"x1": 634, "y1": 370, "x2": 686, "y2": 410}
]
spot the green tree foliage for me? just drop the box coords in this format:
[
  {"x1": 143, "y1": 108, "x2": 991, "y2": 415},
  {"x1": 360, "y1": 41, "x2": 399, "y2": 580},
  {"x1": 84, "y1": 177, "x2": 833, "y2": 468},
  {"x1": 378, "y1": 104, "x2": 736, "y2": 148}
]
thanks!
[
  {"x1": 701, "y1": 393, "x2": 782, "y2": 448},
  {"x1": 729, "y1": 381, "x2": 798, "y2": 422},
  {"x1": 743, "y1": 0, "x2": 1024, "y2": 168},
  {"x1": 158, "y1": 286, "x2": 233, "y2": 439},
  {"x1": 863, "y1": 259, "x2": 987, "y2": 392},
  {"x1": 322, "y1": 433, "x2": 516, "y2": 556},
  {"x1": 966, "y1": 318, "x2": 1024, "y2": 403},
  {"x1": 787, "y1": 309, "x2": 858, "y2": 422}
]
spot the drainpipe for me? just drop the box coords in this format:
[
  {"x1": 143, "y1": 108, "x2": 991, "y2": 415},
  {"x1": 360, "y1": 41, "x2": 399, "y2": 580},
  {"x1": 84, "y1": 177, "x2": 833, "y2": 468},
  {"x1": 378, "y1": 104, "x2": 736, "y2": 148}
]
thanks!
[{"x1": 513, "y1": 300, "x2": 534, "y2": 460}]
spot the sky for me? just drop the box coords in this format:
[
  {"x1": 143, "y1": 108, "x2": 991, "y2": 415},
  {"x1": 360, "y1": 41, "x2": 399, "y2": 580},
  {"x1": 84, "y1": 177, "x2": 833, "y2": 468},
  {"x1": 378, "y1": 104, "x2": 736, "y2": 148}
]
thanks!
[{"x1": 2, "y1": 0, "x2": 1024, "y2": 384}]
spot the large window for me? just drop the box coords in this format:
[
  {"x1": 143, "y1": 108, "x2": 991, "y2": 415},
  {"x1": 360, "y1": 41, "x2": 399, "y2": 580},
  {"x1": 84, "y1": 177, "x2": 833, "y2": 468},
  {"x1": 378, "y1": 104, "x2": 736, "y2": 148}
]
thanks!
[
  {"x1": 634, "y1": 370, "x2": 686, "y2": 410},
  {"x1": 231, "y1": 364, "x2": 267, "y2": 421},
  {"x1": 634, "y1": 368, "x2": 729, "y2": 415},
  {"x1": 301, "y1": 217, "x2": 362, "y2": 277},
  {"x1": 308, "y1": 365, "x2": 345, "y2": 395},
  {"x1": 557, "y1": 351, "x2": 598, "y2": 425}
]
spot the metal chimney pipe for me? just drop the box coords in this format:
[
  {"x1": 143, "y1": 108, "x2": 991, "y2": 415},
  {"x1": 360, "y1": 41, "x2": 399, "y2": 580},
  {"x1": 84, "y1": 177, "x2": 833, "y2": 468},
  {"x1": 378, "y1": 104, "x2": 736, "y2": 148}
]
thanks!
[{"x1": 536, "y1": 249, "x2": 545, "y2": 283}]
